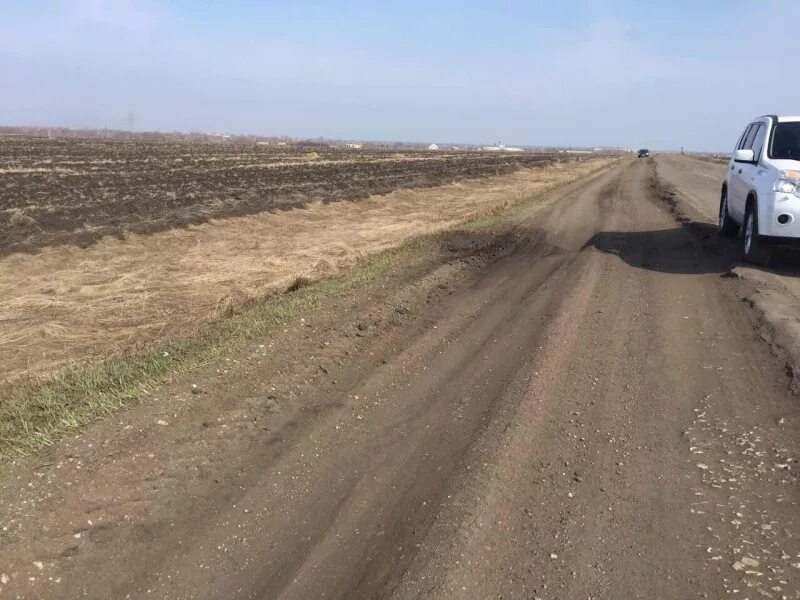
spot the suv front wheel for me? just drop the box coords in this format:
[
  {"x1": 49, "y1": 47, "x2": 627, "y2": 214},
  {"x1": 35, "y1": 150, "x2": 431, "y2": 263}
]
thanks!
[{"x1": 743, "y1": 202, "x2": 771, "y2": 265}]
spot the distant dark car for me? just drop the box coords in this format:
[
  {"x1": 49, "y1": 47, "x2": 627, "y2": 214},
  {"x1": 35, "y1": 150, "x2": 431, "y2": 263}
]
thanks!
[{"x1": 637, "y1": 149, "x2": 650, "y2": 158}]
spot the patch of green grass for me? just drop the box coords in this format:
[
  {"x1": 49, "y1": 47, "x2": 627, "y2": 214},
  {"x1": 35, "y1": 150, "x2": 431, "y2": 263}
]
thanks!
[{"x1": 0, "y1": 248, "x2": 402, "y2": 461}]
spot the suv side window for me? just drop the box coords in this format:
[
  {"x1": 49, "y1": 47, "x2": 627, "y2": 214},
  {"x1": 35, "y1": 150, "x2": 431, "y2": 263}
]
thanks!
[
  {"x1": 742, "y1": 123, "x2": 760, "y2": 150},
  {"x1": 751, "y1": 124, "x2": 767, "y2": 160},
  {"x1": 737, "y1": 124, "x2": 754, "y2": 150}
]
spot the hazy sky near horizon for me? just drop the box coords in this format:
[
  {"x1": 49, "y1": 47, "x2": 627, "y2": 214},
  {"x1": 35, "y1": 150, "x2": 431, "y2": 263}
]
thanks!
[{"x1": 2, "y1": 0, "x2": 800, "y2": 151}]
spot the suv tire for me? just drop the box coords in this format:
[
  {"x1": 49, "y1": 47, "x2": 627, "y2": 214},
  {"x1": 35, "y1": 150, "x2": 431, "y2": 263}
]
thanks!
[
  {"x1": 718, "y1": 189, "x2": 738, "y2": 238},
  {"x1": 743, "y1": 201, "x2": 771, "y2": 266}
]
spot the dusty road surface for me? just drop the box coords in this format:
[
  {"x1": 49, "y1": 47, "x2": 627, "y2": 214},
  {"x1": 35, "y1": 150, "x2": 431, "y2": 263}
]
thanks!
[
  {"x1": 655, "y1": 153, "x2": 800, "y2": 364},
  {"x1": 3, "y1": 158, "x2": 800, "y2": 599},
  {"x1": 655, "y1": 154, "x2": 727, "y2": 218}
]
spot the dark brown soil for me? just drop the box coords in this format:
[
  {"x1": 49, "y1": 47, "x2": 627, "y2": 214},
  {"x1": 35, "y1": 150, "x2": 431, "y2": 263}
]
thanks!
[{"x1": 0, "y1": 137, "x2": 567, "y2": 255}]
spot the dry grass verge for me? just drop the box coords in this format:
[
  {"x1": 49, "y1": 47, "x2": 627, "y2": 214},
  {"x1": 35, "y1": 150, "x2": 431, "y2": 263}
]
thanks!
[
  {"x1": 0, "y1": 157, "x2": 615, "y2": 459},
  {"x1": 1, "y1": 158, "x2": 610, "y2": 384},
  {"x1": 0, "y1": 250, "x2": 397, "y2": 459}
]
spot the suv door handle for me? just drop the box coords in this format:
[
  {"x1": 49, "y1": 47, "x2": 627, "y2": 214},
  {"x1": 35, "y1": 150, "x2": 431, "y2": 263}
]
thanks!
[{"x1": 738, "y1": 168, "x2": 743, "y2": 174}]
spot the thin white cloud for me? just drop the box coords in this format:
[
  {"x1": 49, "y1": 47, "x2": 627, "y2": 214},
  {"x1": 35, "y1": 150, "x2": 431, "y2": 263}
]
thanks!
[{"x1": 63, "y1": 0, "x2": 164, "y2": 32}]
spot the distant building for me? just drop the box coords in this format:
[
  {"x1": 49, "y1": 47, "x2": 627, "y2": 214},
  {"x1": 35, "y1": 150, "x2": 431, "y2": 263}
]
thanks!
[
  {"x1": 481, "y1": 142, "x2": 523, "y2": 152},
  {"x1": 346, "y1": 142, "x2": 363, "y2": 149},
  {"x1": 427, "y1": 143, "x2": 439, "y2": 150}
]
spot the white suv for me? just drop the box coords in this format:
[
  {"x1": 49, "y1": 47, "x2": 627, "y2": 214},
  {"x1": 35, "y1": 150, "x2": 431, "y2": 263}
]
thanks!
[{"x1": 719, "y1": 115, "x2": 800, "y2": 264}]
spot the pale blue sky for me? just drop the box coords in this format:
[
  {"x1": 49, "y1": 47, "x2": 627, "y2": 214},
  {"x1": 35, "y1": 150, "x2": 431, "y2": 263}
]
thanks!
[{"x1": 2, "y1": 0, "x2": 799, "y2": 150}]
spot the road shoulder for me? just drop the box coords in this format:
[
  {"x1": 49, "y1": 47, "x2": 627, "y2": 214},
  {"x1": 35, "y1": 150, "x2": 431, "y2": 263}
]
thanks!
[{"x1": 653, "y1": 154, "x2": 800, "y2": 394}]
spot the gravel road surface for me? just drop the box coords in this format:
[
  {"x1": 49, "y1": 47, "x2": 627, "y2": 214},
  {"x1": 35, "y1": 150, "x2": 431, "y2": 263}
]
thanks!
[{"x1": 2, "y1": 159, "x2": 800, "y2": 600}]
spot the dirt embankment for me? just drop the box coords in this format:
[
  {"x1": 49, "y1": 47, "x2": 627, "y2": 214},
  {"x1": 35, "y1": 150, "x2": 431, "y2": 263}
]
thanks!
[
  {"x1": 0, "y1": 137, "x2": 578, "y2": 255},
  {"x1": 0, "y1": 157, "x2": 611, "y2": 386}
]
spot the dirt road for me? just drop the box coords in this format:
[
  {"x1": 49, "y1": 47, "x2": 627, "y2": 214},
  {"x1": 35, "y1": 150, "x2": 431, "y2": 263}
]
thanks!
[
  {"x1": 655, "y1": 154, "x2": 727, "y2": 218},
  {"x1": 3, "y1": 158, "x2": 800, "y2": 599},
  {"x1": 655, "y1": 153, "x2": 800, "y2": 375}
]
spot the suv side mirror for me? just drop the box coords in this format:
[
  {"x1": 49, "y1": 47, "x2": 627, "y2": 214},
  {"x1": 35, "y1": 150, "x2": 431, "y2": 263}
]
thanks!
[{"x1": 734, "y1": 148, "x2": 755, "y2": 163}]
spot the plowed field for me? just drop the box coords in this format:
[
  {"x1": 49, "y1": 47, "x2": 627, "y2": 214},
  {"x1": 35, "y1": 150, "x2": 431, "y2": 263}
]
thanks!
[{"x1": 0, "y1": 137, "x2": 563, "y2": 254}]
